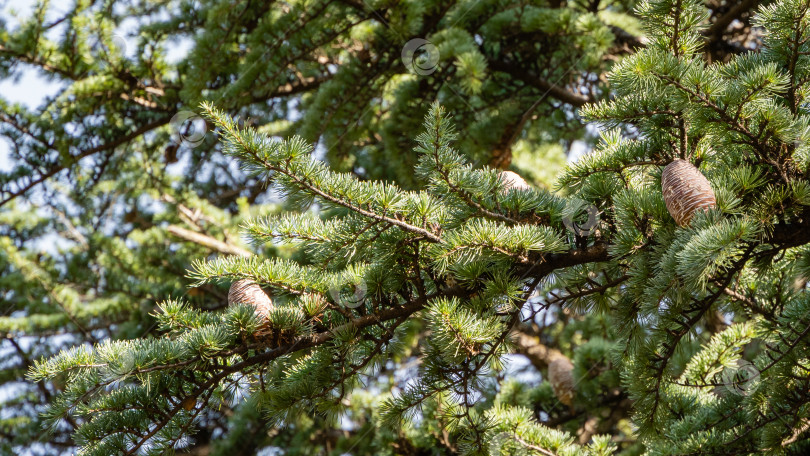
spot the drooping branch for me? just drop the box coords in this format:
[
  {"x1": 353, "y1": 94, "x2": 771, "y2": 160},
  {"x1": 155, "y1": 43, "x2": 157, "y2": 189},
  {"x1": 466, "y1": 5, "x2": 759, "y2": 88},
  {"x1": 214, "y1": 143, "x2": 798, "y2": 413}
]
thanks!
[
  {"x1": 209, "y1": 107, "x2": 446, "y2": 243},
  {"x1": 0, "y1": 44, "x2": 79, "y2": 80},
  {"x1": 0, "y1": 116, "x2": 172, "y2": 207},
  {"x1": 87, "y1": 239, "x2": 616, "y2": 452}
]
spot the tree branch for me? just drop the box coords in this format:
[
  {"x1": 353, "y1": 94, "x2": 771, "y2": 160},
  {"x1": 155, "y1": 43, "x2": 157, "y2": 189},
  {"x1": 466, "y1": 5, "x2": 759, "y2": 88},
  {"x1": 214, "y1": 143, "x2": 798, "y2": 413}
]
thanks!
[
  {"x1": 0, "y1": 116, "x2": 173, "y2": 207},
  {"x1": 705, "y1": 0, "x2": 760, "y2": 38},
  {"x1": 513, "y1": 328, "x2": 567, "y2": 371},
  {"x1": 167, "y1": 225, "x2": 254, "y2": 257},
  {"x1": 488, "y1": 58, "x2": 591, "y2": 107}
]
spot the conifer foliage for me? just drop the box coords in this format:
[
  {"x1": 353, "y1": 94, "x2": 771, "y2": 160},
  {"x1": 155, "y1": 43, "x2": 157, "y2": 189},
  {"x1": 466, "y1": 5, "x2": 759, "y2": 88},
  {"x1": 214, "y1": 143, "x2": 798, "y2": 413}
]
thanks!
[
  {"x1": 7, "y1": 0, "x2": 810, "y2": 454},
  {"x1": 0, "y1": 0, "x2": 641, "y2": 453},
  {"x1": 27, "y1": 0, "x2": 810, "y2": 452}
]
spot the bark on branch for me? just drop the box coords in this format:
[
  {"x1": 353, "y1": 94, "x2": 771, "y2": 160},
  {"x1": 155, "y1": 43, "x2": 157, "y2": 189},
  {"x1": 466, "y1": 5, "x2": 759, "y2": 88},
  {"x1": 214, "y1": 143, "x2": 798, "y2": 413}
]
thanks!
[{"x1": 167, "y1": 225, "x2": 253, "y2": 257}]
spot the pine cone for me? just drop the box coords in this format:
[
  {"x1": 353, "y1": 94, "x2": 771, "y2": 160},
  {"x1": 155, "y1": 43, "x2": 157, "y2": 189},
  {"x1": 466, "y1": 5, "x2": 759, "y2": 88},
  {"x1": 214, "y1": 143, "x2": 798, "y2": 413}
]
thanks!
[
  {"x1": 499, "y1": 170, "x2": 530, "y2": 192},
  {"x1": 661, "y1": 159, "x2": 716, "y2": 227},
  {"x1": 228, "y1": 279, "x2": 273, "y2": 319},
  {"x1": 548, "y1": 356, "x2": 576, "y2": 406}
]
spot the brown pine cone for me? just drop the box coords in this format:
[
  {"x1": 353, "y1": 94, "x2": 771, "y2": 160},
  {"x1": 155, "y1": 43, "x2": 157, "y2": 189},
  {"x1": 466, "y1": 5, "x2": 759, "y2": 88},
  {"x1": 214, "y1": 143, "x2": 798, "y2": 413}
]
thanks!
[
  {"x1": 661, "y1": 159, "x2": 717, "y2": 227},
  {"x1": 499, "y1": 170, "x2": 530, "y2": 192},
  {"x1": 228, "y1": 279, "x2": 273, "y2": 319},
  {"x1": 548, "y1": 356, "x2": 576, "y2": 406}
]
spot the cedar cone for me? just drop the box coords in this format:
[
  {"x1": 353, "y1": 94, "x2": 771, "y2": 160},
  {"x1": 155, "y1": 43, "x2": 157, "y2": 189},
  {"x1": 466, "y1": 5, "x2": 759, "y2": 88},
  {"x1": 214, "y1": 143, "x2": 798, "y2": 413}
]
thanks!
[
  {"x1": 548, "y1": 356, "x2": 576, "y2": 406},
  {"x1": 228, "y1": 279, "x2": 273, "y2": 319},
  {"x1": 661, "y1": 159, "x2": 717, "y2": 227},
  {"x1": 499, "y1": 170, "x2": 530, "y2": 192}
]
